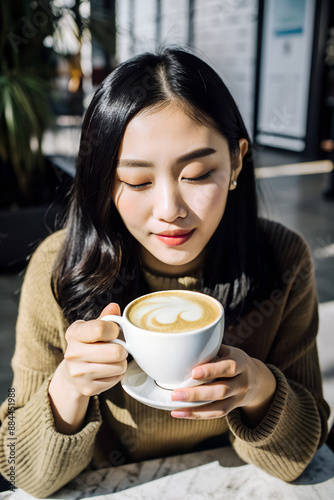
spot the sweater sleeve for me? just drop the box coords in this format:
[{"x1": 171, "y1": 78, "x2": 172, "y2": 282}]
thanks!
[
  {"x1": 226, "y1": 234, "x2": 330, "y2": 481},
  {"x1": 0, "y1": 233, "x2": 102, "y2": 498}
]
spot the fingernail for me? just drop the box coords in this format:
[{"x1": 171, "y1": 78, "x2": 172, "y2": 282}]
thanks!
[
  {"x1": 171, "y1": 390, "x2": 187, "y2": 401},
  {"x1": 171, "y1": 411, "x2": 188, "y2": 418},
  {"x1": 192, "y1": 367, "x2": 204, "y2": 379}
]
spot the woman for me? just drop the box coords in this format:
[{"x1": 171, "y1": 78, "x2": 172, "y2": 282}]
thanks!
[{"x1": 0, "y1": 48, "x2": 329, "y2": 497}]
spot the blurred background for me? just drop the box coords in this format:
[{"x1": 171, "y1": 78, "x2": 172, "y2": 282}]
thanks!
[{"x1": 0, "y1": 0, "x2": 333, "y2": 432}]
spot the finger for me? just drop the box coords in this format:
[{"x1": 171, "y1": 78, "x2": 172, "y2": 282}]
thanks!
[
  {"x1": 98, "y1": 302, "x2": 121, "y2": 319},
  {"x1": 67, "y1": 359, "x2": 127, "y2": 380},
  {"x1": 65, "y1": 341, "x2": 128, "y2": 364},
  {"x1": 171, "y1": 380, "x2": 236, "y2": 403},
  {"x1": 85, "y1": 342, "x2": 128, "y2": 363},
  {"x1": 192, "y1": 357, "x2": 240, "y2": 381},
  {"x1": 66, "y1": 318, "x2": 121, "y2": 344},
  {"x1": 171, "y1": 396, "x2": 239, "y2": 419},
  {"x1": 217, "y1": 344, "x2": 233, "y2": 358}
]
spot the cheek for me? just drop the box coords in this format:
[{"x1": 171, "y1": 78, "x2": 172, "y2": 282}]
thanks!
[
  {"x1": 113, "y1": 191, "x2": 149, "y2": 226},
  {"x1": 188, "y1": 184, "x2": 228, "y2": 215},
  {"x1": 113, "y1": 189, "x2": 136, "y2": 220}
]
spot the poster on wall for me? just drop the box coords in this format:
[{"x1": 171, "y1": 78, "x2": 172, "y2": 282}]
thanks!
[{"x1": 256, "y1": 0, "x2": 316, "y2": 151}]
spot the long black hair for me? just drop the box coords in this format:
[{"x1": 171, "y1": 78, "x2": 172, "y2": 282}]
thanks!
[{"x1": 52, "y1": 47, "x2": 271, "y2": 325}]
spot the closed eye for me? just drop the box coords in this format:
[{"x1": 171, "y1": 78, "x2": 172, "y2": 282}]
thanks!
[
  {"x1": 122, "y1": 181, "x2": 151, "y2": 189},
  {"x1": 183, "y1": 171, "x2": 213, "y2": 182},
  {"x1": 122, "y1": 170, "x2": 213, "y2": 189}
]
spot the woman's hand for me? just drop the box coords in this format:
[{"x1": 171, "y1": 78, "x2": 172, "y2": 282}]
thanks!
[
  {"x1": 48, "y1": 303, "x2": 127, "y2": 434},
  {"x1": 171, "y1": 345, "x2": 277, "y2": 426},
  {"x1": 63, "y1": 303, "x2": 128, "y2": 398}
]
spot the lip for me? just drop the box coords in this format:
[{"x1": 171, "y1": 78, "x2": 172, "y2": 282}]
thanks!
[{"x1": 154, "y1": 229, "x2": 195, "y2": 246}]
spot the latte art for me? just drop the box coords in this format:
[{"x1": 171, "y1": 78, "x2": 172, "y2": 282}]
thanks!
[{"x1": 127, "y1": 291, "x2": 220, "y2": 332}]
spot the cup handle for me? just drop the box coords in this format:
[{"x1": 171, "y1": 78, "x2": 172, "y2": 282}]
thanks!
[{"x1": 100, "y1": 315, "x2": 132, "y2": 355}]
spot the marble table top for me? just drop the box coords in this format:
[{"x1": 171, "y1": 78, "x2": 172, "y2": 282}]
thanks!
[{"x1": 1, "y1": 445, "x2": 333, "y2": 500}]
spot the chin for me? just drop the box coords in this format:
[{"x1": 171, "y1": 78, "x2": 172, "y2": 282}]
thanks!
[
  {"x1": 157, "y1": 253, "x2": 197, "y2": 268},
  {"x1": 142, "y1": 242, "x2": 202, "y2": 271}
]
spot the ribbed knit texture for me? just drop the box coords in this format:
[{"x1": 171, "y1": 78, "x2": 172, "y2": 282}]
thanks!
[{"x1": 0, "y1": 220, "x2": 329, "y2": 497}]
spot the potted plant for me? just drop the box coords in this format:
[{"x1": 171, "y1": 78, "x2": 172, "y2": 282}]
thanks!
[
  {"x1": 0, "y1": 1, "x2": 63, "y2": 270},
  {"x1": 0, "y1": 0, "x2": 116, "y2": 271},
  {"x1": 0, "y1": 0, "x2": 99, "y2": 271}
]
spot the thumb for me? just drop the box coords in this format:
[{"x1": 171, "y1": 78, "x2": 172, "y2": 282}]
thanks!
[{"x1": 98, "y1": 302, "x2": 121, "y2": 319}]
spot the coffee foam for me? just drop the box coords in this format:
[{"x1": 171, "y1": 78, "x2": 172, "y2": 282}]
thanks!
[{"x1": 128, "y1": 291, "x2": 220, "y2": 332}]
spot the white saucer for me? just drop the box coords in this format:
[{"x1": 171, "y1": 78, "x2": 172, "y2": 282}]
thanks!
[{"x1": 121, "y1": 360, "x2": 212, "y2": 411}]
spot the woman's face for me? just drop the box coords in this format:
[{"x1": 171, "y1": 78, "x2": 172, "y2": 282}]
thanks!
[{"x1": 112, "y1": 104, "x2": 247, "y2": 275}]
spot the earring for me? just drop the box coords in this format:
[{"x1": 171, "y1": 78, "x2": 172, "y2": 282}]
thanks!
[{"x1": 231, "y1": 180, "x2": 237, "y2": 187}]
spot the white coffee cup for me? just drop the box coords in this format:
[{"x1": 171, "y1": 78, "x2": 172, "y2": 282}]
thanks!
[{"x1": 101, "y1": 290, "x2": 224, "y2": 390}]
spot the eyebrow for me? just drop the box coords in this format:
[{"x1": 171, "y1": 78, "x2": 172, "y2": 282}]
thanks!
[{"x1": 117, "y1": 147, "x2": 217, "y2": 168}]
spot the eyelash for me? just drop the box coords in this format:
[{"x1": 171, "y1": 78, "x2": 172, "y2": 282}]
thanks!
[
  {"x1": 183, "y1": 171, "x2": 213, "y2": 182},
  {"x1": 123, "y1": 171, "x2": 213, "y2": 189},
  {"x1": 123, "y1": 181, "x2": 151, "y2": 189}
]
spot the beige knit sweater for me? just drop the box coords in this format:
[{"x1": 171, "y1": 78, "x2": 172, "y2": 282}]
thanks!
[{"x1": 0, "y1": 220, "x2": 330, "y2": 497}]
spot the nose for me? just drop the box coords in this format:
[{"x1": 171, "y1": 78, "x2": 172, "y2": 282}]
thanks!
[{"x1": 152, "y1": 180, "x2": 187, "y2": 222}]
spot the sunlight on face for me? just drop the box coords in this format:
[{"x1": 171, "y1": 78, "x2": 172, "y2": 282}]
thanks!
[{"x1": 112, "y1": 104, "x2": 245, "y2": 276}]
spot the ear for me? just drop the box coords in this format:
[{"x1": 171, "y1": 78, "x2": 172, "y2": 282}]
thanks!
[{"x1": 229, "y1": 138, "x2": 248, "y2": 190}]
